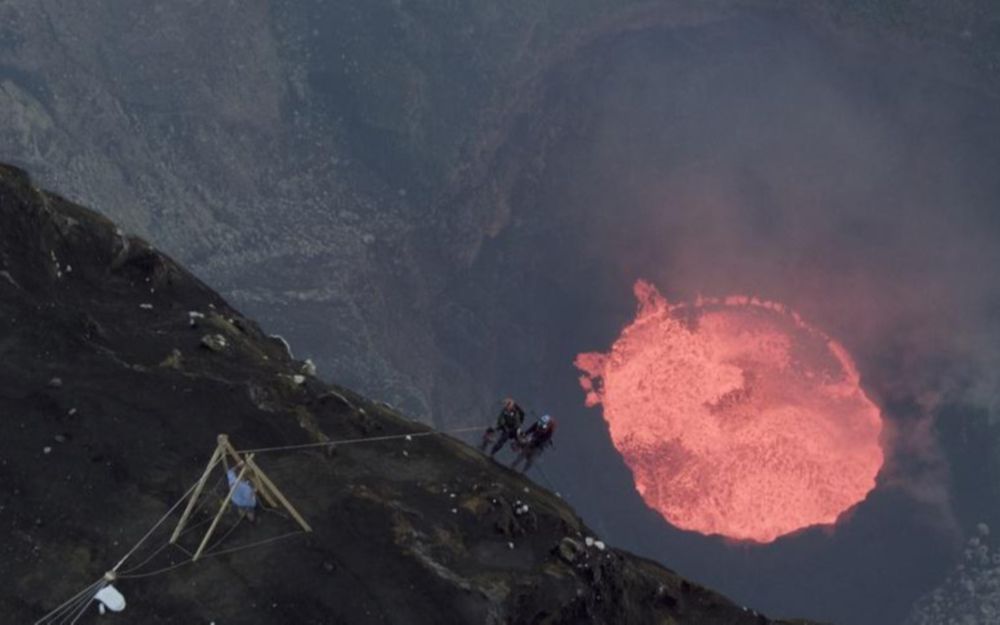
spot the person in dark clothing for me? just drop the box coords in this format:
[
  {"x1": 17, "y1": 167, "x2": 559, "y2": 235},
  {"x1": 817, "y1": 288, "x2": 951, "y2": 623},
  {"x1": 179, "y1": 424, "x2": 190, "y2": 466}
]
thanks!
[
  {"x1": 480, "y1": 397, "x2": 525, "y2": 457},
  {"x1": 511, "y1": 414, "x2": 556, "y2": 472}
]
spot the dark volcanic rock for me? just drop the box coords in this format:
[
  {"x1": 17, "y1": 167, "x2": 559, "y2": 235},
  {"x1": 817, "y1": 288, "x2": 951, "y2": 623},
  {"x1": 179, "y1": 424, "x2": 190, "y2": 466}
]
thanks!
[{"x1": 0, "y1": 164, "x2": 817, "y2": 624}]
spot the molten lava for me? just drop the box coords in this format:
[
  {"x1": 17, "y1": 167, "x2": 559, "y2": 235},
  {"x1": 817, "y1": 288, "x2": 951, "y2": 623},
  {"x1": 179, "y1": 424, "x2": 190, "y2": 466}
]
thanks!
[{"x1": 575, "y1": 281, "x2": 884, "y2": 543}]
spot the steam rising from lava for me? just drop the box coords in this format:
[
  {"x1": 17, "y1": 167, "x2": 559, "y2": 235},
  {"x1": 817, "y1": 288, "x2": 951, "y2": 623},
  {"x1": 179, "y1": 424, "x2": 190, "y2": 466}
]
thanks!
[{"x1": 575, "y1": 280, "x2": 884, "y2": 543}]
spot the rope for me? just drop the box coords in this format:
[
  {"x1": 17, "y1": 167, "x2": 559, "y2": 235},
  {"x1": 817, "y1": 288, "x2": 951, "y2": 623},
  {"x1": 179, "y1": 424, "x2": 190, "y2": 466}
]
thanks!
[
  {"x1": 55, "y1": 581, "x2": 103, "y2": 625},
  {"x1": 110, "y1": 467, "x2": 214, "y2": 573},
  {"x1": 53, "y1": 595, "x2": 89, "y2": 625},
  {"x1": 201, "y1": 530, "x2": 305, "y2": 559},
  {"x1": 237, "y1": 425, "x2": 483, "y2": 454},
  {"x1": 112, "y1": 425, "x2": 481, "y2": 578},
  {"x1": 65, "y1": 589, "x2": 99, "y2": 625},
  {"x1": 52, "y1": 596, "x2": 86, "y2": 625},
  {"x1": 533, "y1": 461, "x2": 560, "y2": 495},
  {"x1": 202, "y1": 516, "x2": 242, "y2": 554},
  {"x1": 117, "y1": 558, "x2": 192, "y2": 580},
  {"x1": 118, "y1": 530, "x2": 305, "y2": 580},
  {"x1": 37, "y1": 422, "x2": 487, "y2": 619},
  {"x1": 119, "y1": 473, "x2": 226, "y2": 575},
  {"x1": 36, "y1": 465, "x2": 219, "y2": 623},
  {"x1": 118, "y1": 514, "x2": 212, "y2": 576},
  {"x1": 34, "y1": 579, "x2": 103, "y2": 625}
]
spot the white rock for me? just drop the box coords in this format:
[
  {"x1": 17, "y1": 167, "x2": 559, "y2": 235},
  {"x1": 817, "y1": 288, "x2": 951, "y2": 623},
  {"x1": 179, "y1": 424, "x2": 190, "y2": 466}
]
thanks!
[
  {"x1": 302, "y1": 359, "x2": 317, "y2": 376},
  {"x1": 139, "y1": 303, "x2": 153, "y2": 310},
  {"x1": 269, "y1": 334, "x2": 293, "y2": 358},
  {"x1": 292, "y1": 375, "x2": 306, "y2": 385},
  {"x1": 594, "y1": 541, "x2": 606, "y2": 551},
  {"x1": 585, "y1": 537, "x2": 595, "y2": 547},
  {"x1": 42, "y1": 446, "x2": 52, "y2": 454}
]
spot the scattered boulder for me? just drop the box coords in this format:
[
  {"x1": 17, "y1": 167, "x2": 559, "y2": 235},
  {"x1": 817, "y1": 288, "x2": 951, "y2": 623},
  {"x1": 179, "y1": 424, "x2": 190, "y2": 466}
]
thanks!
[
  {"x1": 301, "y1": 359, "x2": 317, "y2": 376},
  {"x1": 159, "y1": 349, "x2": 183, "y2": 370},
  {"x1": 557, "y1": 537, "x2": 586, "y2": 565},
  {"x1": 200, "y1": 334, "x2": 227, "y2": 352}
]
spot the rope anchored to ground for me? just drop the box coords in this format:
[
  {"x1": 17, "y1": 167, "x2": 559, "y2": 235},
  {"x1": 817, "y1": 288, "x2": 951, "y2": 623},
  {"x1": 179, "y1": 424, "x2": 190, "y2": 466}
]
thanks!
[{"x1": 32, "y1": 423, "x2": 483, "y2": 625}]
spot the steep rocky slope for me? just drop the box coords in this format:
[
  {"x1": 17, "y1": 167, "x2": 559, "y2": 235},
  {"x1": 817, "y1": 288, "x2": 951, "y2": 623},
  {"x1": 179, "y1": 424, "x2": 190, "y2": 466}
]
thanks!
[
  {"x1": 906, "y1": 524, "x2": 1000, "y2": 625},
  {"x1": 1, "y1": 0, "x2": 997, "y2": 424},
  {"x1": 0, "y1": 164, "x2": 819, "y2": 624}
]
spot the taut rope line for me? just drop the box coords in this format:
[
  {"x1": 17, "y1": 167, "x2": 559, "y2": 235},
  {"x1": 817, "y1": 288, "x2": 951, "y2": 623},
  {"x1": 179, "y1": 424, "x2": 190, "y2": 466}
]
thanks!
[
  {"x1": 33, "y1": 423, "x2": 484, "y2": 623},
  {"x1": 237, "y1": 426, "x2": 483, "y2": 454}
]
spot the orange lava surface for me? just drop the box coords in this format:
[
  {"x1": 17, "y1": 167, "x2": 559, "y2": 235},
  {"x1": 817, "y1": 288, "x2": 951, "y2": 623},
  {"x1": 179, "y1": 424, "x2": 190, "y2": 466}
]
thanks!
[{"x1": 575, "y1": 280, "x2": 884, "y2": 543}]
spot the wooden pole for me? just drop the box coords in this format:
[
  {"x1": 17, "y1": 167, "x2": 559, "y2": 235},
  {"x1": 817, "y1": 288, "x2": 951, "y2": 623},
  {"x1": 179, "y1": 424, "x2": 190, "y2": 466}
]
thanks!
[
  {"x1": 170, "y1": 435, "x2": 312, "y2": 562},
  {"x1": 219, "y1": 437, "x2": 278, "y2": 508},
  {"x1": 218, "y1": 434, "x2": 243, "y2": 467},
  {"x1": 170, "y1": 445, "x2": 223, "y2": 544},
  {"x1": 193, "y1": 455, "x2": 253, "y2": 561},
  {"x1": 245, "y1": 456, "x2": 312, "y2": 533}
]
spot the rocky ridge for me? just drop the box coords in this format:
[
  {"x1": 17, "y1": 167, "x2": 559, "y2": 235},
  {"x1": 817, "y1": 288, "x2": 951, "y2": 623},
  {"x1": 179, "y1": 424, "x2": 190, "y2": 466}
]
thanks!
[{"x1": 0, "y1": 163, "x2": 819, "y2": 624}]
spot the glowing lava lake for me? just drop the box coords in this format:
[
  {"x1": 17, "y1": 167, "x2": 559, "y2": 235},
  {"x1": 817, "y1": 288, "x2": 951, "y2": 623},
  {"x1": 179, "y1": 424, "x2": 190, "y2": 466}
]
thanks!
[{"x1": 575, "y1": 281, "x2": 884, "y2": 543}]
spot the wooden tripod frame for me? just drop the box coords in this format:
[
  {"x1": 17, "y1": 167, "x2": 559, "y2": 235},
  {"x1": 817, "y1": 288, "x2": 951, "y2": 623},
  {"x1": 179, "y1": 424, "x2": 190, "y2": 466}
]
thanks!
[{"x1": 170, "y1": 434, "x2": 312, "y2": 560}]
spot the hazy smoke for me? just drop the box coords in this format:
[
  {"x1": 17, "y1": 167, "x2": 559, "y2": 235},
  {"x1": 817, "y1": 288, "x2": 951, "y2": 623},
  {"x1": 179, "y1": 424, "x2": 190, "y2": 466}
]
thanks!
[
  {"x1": 483, "y1": 14, "x2": 1000, "y2": 624},
  {"x1": 880, "y1": 411, "x2": 958, "y2": 530},
  {"x1": 539, "y1": 16, "x2": 1000, "y2": 524}
]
